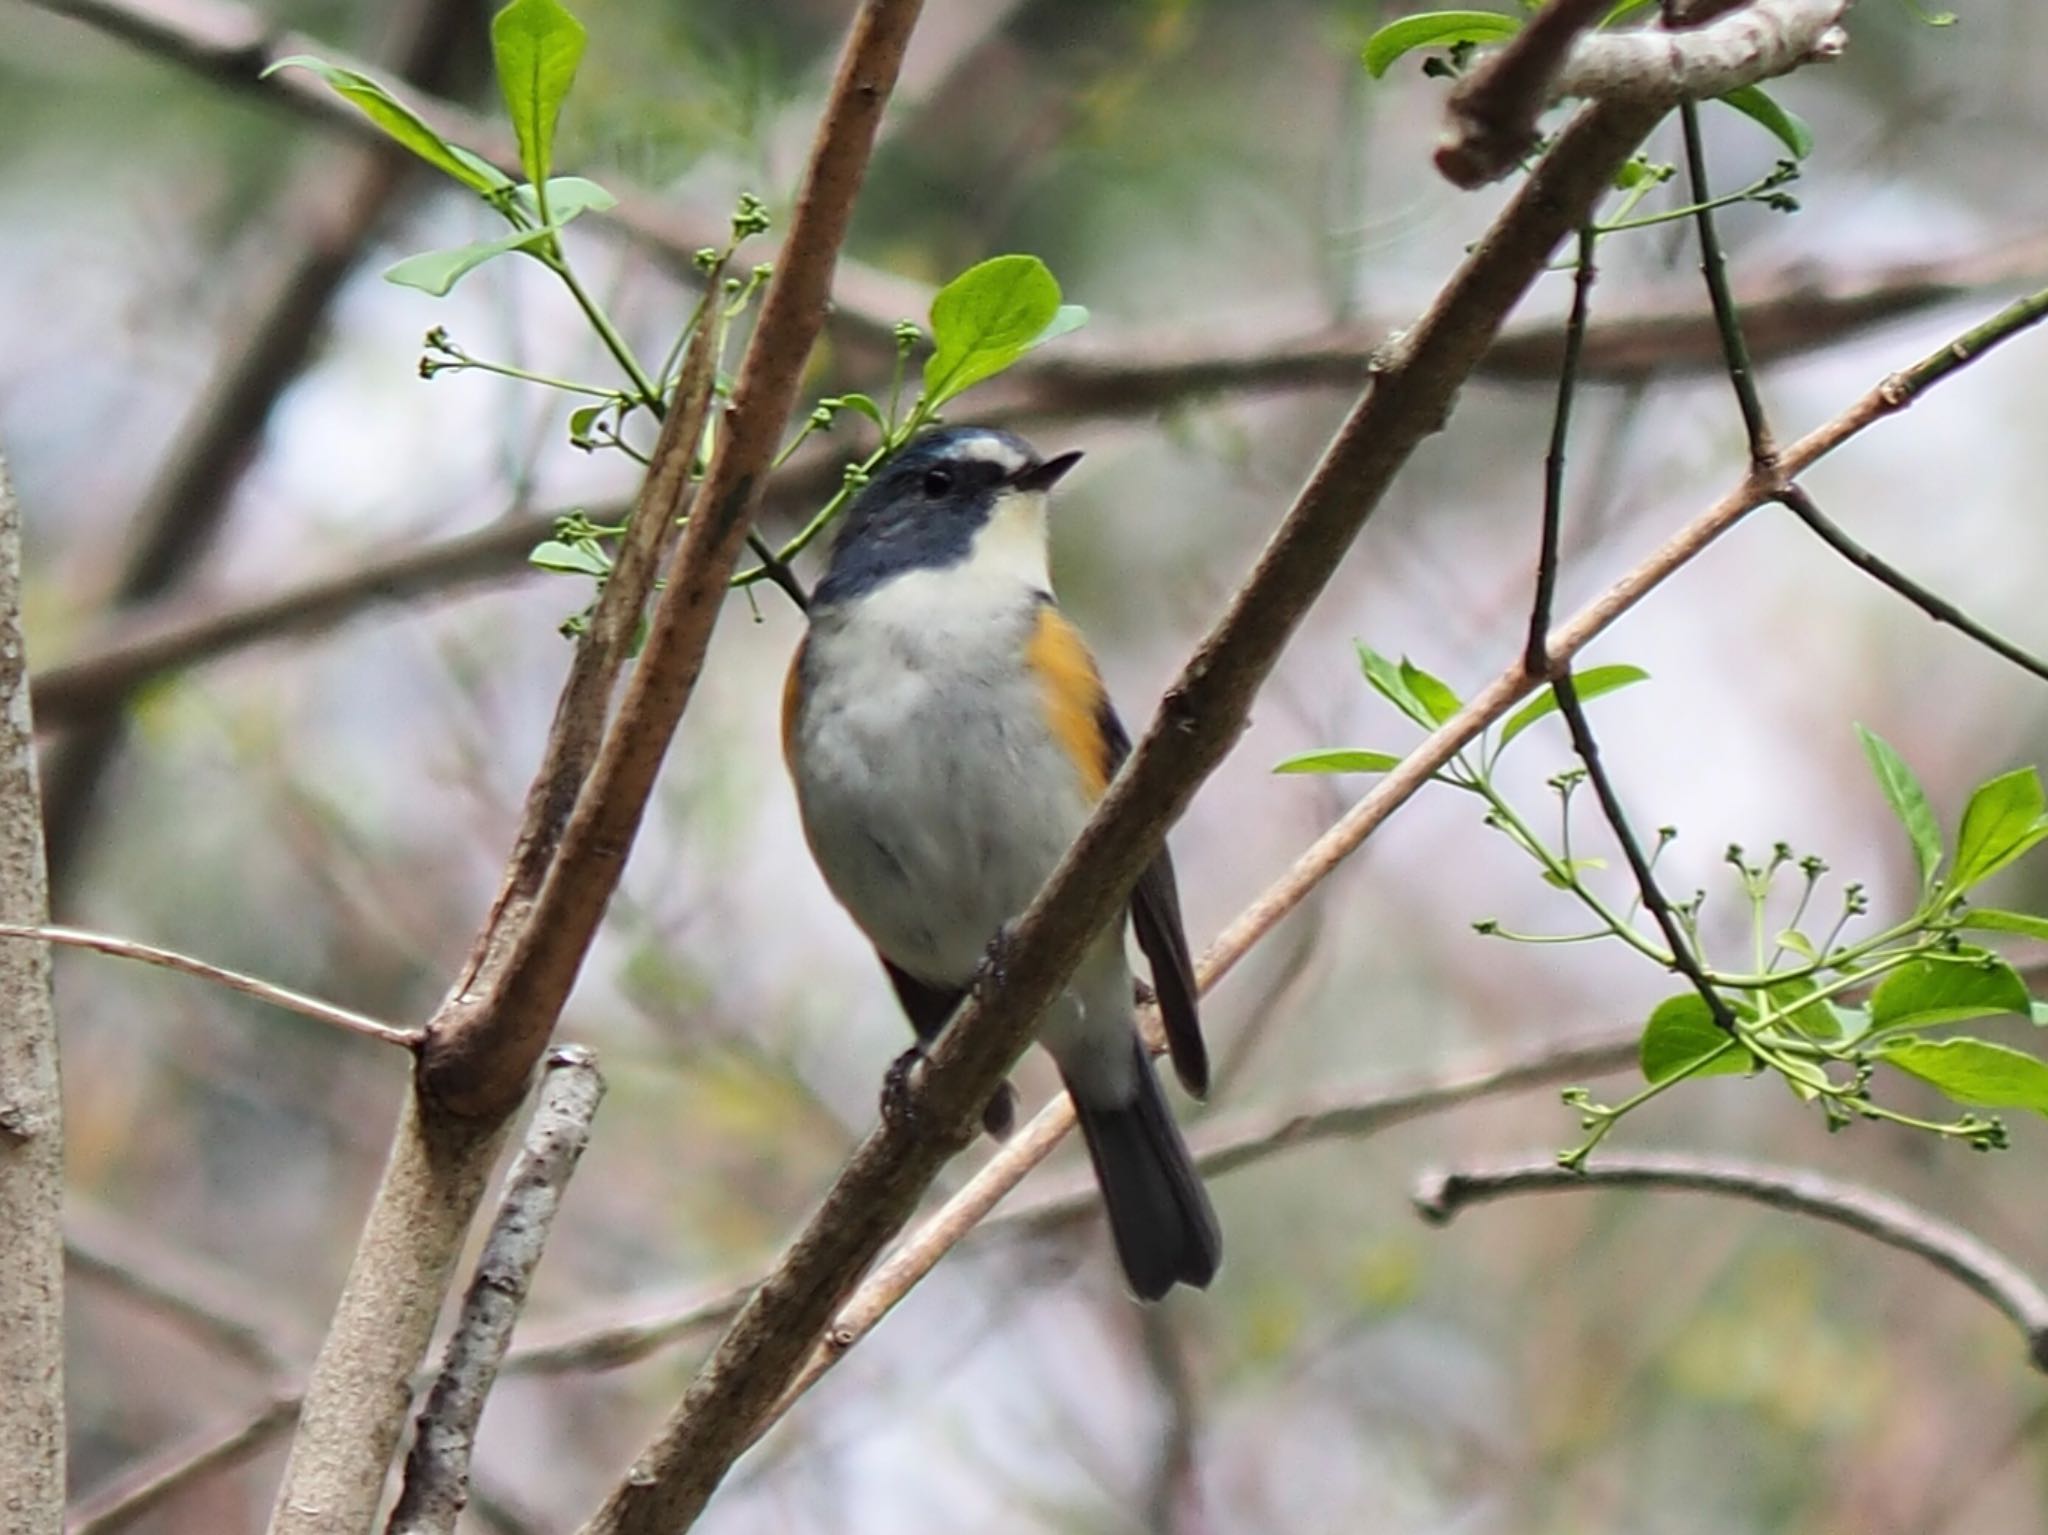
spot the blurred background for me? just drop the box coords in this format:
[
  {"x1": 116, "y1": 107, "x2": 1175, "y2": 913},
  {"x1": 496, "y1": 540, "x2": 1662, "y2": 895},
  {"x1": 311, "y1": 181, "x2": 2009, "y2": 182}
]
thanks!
[{"x1": 7, "y1": 0, "x2": 2048, "y2": 1530}]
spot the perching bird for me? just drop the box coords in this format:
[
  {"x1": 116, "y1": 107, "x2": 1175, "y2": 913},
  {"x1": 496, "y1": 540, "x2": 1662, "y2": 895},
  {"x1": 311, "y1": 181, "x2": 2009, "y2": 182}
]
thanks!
[{"x1": 781, "y1": 426, "x2": 1221, "y2": 1300}]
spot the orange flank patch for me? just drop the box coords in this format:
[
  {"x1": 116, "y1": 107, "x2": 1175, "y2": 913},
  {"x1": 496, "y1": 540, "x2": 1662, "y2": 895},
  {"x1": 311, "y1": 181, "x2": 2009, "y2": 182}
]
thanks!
[
  {"x1": 1027, "y1": 605, "x2": 1111, "y2": 798},
  {"x1": 781, "y1": 635, "x2": 806, "y2": 767}
]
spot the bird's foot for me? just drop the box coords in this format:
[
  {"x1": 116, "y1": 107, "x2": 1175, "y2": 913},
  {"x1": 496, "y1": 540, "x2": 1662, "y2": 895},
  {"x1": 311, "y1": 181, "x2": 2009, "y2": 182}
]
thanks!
[
  {"x1": 971, "y1": 921, "x2": 1019, "y2": 1004},
  {"x1": 880, "y1": 1044, "x2": 926, "y2": 1133}
]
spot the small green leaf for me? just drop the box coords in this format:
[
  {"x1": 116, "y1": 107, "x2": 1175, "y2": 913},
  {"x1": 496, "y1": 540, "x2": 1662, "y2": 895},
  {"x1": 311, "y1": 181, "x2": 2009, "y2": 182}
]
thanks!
[
  {"x1": 1540, "y1": 856, "x2": 1607, "y2": 889},
  {"x1": 1868, "y1": 952, "x2": 2031, "y2": 1032},
  {"x1": 263, "y1": 57, "x2": 504, "y2": 194},
  {"x1": 1497, "y1": 664, "x2": 1650, "y2": 750},
  {"x1": 1962, "y1": 908, "x2": 2048, "y2": 942},
  {"x1": 1855, "y1": 724, "x2": 1943, "y2": 889},
  {"x1": 567, "y1": 404, "x2": 605, "y2": 444},
  {"x1": 1640, "y1": 993, "x2": 1752, "y2": 1084},
  {"x1": 1027, "y1": 304, "x2": 1091, "y2": 350},
  {"x1": 1951, "y1": 768, "x2": 2048, "y2": 892},
  {"x1": 529, "y1": 538, "x2": 609, "y2": 575},
  {"x1": 832, "y1": 393, "x2": 889, "y2": 431},
  {"x1": 1355, "y1": 644, "x2": 1434, "y2": 729},
  {"x1": 1881, "y1": 1036, "x2": 2048, "y2": 1115},
  {"x1": 1398, "y1": 659, "x2": 1461, "y2": 725},
  {"x1": 1834, "y1": 1004, "x2": 1871, "y2": 1043},
  {"x1": 384, "y1": 225, "x2": 561, "y2": 296},
  {"x1": 448, "y1": 145, "x2": 516, "y2": 192},
  {"x1": 1775, "y1": 929, "x2": 1818, "y2": 962},
  {"x1": 1273, "y1": 749, "x2": 1404, "y2": 775},
  {"x1": 1716, "y1": 84, "x2": 1815, "y2": 160},
  {"x1": 1361, "y1": 9, "x2": 1521, "y2": 78},
  {"x1": 923, "y1": 255, "x2": 1063, "y2": 408},
  {"x1": 1761, "y1": 973, "x2": 1841, "y2": 1040},
  {"x1": 512, "y1": 175, "x2": 617, "y2": 224},
  {"x1": 491, "y1": 0, "x2": 588, "y2": 193}
]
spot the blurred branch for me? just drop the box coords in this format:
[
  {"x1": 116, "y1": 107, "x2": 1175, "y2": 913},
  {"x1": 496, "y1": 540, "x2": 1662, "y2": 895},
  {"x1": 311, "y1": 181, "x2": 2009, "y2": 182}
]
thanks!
[
  {"x1": 1411, "y1": 1152, "x2": 2048, "y2": 1371},
  {"x1": 0, "y1": 451, "x2": 64, "y2": 1529},
  {"x1": 35, "y1": 0, "x2": 476, "y2": 898},
  {"x1": 27, "y1": 0, "x2": 927, "y2": 351},
  {"x1": 388, "y1": 1048, "x2": 605, "y2": 1535},
  {"x1": 0, "y1": 923, "x2": 415, "y2": 1047},
  {"x1": 66, "y1": 1202, "x2": 300, "y2": 1377},
  {"x1": 68, "y1": 1395, "x2": 300, "y2": 1535},
  {"x1": 269, "y1": 6, "x2": 925, "y2": 1530},
  {"x1": 29, "y1": 510, "x2": 561, "y2": 730},
  {"x1": 1138, "y1": 1306, "x2": 1199, "y2": 1535}
]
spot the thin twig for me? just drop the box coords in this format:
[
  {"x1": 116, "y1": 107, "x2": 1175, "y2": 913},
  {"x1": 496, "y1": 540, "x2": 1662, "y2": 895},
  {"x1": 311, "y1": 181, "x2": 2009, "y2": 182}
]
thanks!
[
  {"x1": 0, "y1": 923, "x2": 414, "y2": 1047},
  {"x1": 1675, "y1": 92, "x2": 1774, "y2": 462},
  {"x1": 1776, "y1": 484, "x2": 2048, "y2": 684},
  {"x1": 1526, "y1": 224, "x2": 1600, "y2": 675},
  {"x1": 67, "y1": 1395, "x2": 300, "y2": 1535},
  {"x1": 1411, "y1": 1151, "x2": 2048, "y2": 1371},
  {"x1": 388, "y1": 1048, "x2": 606, "y2": 1535}
]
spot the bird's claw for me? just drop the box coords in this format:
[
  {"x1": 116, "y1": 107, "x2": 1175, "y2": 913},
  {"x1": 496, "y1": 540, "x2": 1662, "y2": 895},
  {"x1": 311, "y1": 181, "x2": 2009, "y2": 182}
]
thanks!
[
  {"x1": 971, "y1": 922, "x2": 1018, "y2": 1003},
  {"x1": 880, "y1": 1044, "x2": 926, "y2": 1133}
]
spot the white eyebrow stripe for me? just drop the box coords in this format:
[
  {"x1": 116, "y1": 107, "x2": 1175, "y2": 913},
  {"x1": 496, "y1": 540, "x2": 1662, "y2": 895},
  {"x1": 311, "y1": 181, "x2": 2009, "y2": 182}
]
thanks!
[{"x1": 949, "y1": 434, "x2": 1030, "y2": 473}]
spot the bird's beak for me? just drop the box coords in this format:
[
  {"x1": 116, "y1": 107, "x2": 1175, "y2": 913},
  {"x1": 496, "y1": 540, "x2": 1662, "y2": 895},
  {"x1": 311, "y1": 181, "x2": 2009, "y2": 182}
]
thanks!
[{"x1": 1010, "y1": 451, "x2": 1082, "y2": 494}]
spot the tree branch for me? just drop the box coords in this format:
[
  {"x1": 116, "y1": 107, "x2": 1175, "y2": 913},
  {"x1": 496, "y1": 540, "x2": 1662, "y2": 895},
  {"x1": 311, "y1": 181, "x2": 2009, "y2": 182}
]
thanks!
[
  {"x1": 70, "y1": 1395, "x2": 300, "y2": 1535},
  {"x1": 0, "y1": 450, "x2": 64, "y2": 1530},
  {"x1": 1412, "y1": 1151, "x2": 2048, "y2": 1371},
  {"x1": 387, "y1": 1048, "x2": 605, "y2": 1535},
  {"x1": 1438, "y1": 0, "x2": 1614, "y2": 188}
]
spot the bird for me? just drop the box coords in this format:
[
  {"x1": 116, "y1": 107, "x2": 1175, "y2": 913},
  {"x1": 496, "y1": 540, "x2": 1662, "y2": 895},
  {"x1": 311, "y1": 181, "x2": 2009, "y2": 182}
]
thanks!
[{"x1": 781, "y1": 425, "x2": 1221, "y2": 1300}]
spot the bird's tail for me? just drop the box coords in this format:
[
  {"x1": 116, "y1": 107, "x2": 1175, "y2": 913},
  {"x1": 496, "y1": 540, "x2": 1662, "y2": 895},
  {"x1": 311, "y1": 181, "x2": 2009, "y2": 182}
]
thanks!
[{"x1": 1067, "y1": 1041, "x2": 1221, "y2": 1300}]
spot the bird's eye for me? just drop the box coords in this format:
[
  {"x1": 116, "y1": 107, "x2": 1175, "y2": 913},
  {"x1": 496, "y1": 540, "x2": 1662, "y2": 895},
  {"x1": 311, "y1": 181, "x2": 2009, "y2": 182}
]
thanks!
[{"x1": 921, "y1": 467, "x2": 955, "y2": 497}]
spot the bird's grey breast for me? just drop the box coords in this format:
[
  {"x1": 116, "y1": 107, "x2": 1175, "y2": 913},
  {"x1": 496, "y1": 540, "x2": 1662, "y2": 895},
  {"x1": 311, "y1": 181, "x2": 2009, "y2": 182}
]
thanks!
[{"x1": 791, "y1": 575, "x2": 1091, "y2": 982}]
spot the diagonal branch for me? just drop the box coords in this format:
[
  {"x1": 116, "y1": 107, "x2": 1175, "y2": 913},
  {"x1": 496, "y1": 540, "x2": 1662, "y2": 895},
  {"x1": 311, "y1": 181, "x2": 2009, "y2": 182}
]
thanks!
[{"x1": 1412, "y1": 1151, "x2": 2048, "y2": 1371}]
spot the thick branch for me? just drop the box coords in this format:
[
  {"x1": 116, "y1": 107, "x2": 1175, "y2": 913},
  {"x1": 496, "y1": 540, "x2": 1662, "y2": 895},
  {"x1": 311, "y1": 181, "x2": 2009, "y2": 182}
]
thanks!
[
  {"x1": 0, "y1": 451, "x2": 63, "y2": 1530},
  {"x1": 421, "y1": 0, "x2": 927, "y2": 1116},
  {"x1": 1413, "y1": 1151, "x2": 2048, "y2": 1371},
  {"x1": 388, "y1": 1048, "x2": 605, "y2": 1535}
]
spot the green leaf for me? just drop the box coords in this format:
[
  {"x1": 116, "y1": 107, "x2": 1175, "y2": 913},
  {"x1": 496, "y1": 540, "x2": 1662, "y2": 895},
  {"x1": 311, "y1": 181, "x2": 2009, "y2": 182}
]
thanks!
[
  {"x1": 923, "y1": 255, "x2": 1063, "y2": 408},
  {"x1": 567, "y1": 404, "x2": 605, "y2": 444},
  {"x1": 1027, "y1": 304, "x2": 1091, "y2": 350},
  {"x1": 1640, "y1": 993, "x2": 1752, "y2": 1084},
  {"x1": 263, "y1": 57, "x2": 504, "y2": 194},
  {"x1": 448, "y1": 145, "x2": 516, "y2": 192},
  {"x1": 1775, "y1": 929, "x2": 1818, "y2": 962},
  {"x1": 1760, "y1": 973, "x2": 1842, "y2": 1040},
  {"x1": 1273, "y1": 749, "x2": 1404, "y2": 776},
  {"x1": 1361, "y1": 9, "x2": 1521, "y2": 78},
  {"x1": 491, "y1": 0, "x2": 588, "y2": 193},
  {"x1": 1716, "y1": 84, "x2": 1815, "y2": 159},
  {"x1": 1951, "y1": 768, "x2": 2048, "y2": 892},
  {"x1": 1354, "y1": 644, "x2": 1433, "y2": 729},
  {"x1": 1868, "y1": 952, "x2": 2031, "y2": 1032},
  {"x1": 511, "y1": 175, "x2": 616, "y2": 225},
  {"x1": 833, "y1": 393, "x2": 889, "y2": 430},
  {"x1": 1960, "y1": 908, "x2": 2048, "y2": 943},
  {"x1": 529, "y1": 538, "x2": 609, "y2": 575},
  {"x1": 1855, "y1": 724, "x2": 1943, "y2": 889},
  {"x1": 1398, "y1": 659, "x2": 1461, "y2": 725},
  {"x1": 1497, "y1": 664, "x2": 1650, "y2": 750},
  {"x1": 384, "y1": 225, "x2": 561, "y2": 296},
  {"x1": 1540, "y1": 857, "x2": 1606, "y2": 889},
  {"x1": 1881, "y1": 1036, "x2": 2048, "y2": 1115}
]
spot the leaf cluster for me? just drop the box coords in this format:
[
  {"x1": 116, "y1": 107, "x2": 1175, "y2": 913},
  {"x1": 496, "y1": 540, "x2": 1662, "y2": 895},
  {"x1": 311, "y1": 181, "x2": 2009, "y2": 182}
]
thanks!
[{"x1": 1279, "y1": 649, "x2": 2048, "y2": 1166}]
